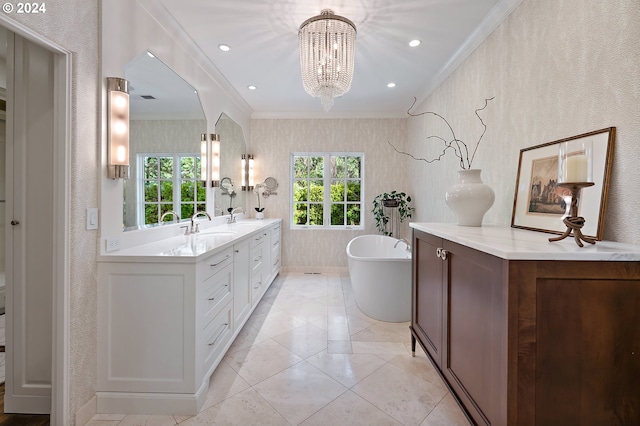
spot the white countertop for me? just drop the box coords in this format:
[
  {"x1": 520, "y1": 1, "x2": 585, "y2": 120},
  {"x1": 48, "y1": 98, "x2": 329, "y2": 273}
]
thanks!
[
  {"x1": 98, "y1": 219, "x2": 280, "y2": 263},
  {"x1": 409, "y1": 223, "x2": 640, "y2": 261}
]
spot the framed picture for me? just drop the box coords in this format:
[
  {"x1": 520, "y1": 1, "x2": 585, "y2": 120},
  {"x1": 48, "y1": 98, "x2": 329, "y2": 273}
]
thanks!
[{"x1": 511, "y1": 127, "x2": 615, "y2": 240}]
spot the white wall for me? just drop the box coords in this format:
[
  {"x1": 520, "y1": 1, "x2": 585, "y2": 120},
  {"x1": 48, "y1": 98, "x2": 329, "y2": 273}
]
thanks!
[
  {"x1": 250, "y1": 118, "x2": 409, "y2": 270},
  {"x1": 407, "y1": 0, "x2": 640, "y2": 245}
]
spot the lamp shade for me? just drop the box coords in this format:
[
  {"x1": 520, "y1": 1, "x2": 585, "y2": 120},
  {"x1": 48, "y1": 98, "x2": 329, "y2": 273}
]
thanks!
[{"x1": 106, "y1": 77, "x2": 130, "y2": 179}]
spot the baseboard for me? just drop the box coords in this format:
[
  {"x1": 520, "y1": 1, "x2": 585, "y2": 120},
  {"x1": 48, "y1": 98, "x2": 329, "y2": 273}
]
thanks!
[{"x1": 74, "y1": 395, "x2": 96, "y2": 426}]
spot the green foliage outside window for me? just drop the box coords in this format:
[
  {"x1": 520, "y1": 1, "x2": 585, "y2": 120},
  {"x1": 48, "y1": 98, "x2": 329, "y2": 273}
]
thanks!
[
  {"x1": 142, "y1": 154, "x2": 205, "y2": 226},
  {"x1": 292, "y1": 153, "x2": 363, "y2": 227}
]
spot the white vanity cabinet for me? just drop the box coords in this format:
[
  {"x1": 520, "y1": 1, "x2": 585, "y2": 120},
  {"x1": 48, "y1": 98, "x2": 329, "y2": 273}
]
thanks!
[{"x1": 96, "y1": 219, "x2": 282, "y2": 415}]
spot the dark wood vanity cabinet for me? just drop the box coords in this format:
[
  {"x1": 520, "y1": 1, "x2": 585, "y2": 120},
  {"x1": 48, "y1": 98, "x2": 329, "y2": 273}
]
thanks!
[{"x1": 411, "y1": 227, "x2": 640, "y2": 426}]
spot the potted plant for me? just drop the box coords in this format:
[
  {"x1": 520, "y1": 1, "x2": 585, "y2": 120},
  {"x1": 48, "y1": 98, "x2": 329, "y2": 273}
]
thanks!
[
  {"x1": 254, "y1": 183, "x2": 266, "y2": 219},
  {"x1": 372, "y1": 191, "x2": 414, "y2": 236}
]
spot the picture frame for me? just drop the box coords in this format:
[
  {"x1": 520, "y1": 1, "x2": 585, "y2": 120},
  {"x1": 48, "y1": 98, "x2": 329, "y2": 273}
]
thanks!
[{"x1": 511, "y1": 127, "x2": 615, "y2": 240}]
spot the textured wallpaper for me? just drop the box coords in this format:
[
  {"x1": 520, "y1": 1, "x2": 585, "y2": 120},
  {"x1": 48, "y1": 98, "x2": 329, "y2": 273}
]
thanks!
[
  {"x1": 250, "y1": 118, "x2": 409, "y2": 270},
  {"x1": 5, "y1": 0, "x2": 101, "y2": 422},
  {"x1": 407, "y1": 0, "x2": 640, "y2": 245}
]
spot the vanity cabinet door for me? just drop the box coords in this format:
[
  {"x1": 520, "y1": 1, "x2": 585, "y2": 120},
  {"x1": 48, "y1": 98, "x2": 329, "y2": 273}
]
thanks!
[
  {"x1": 441, "y1": 240, "x2": 507, "y2": 426},
  {"x1": 412, "y1": 231, "x2": 444, "y2": 366}
]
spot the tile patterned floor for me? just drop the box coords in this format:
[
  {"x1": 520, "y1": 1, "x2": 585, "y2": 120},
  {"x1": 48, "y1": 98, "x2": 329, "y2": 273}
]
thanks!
[{"x1": 88, "y1": 272, "x2": 469, "y2": 426}]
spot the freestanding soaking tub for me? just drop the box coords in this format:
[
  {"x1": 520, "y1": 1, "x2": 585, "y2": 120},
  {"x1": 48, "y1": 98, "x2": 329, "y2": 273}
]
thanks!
[{"x1": 346, "y1": 235, "x2": 412, "y2": 322}]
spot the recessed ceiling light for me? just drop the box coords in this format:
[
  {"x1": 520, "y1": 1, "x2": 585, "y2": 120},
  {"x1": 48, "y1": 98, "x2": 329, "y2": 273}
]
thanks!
[
  {"x1": 146, "y1": 51, "x2": 155, "y2": 58},
  {"x1": 218, "y1": 44, "x2": 230, "y2": 52},
  {"x1": 409, "y1": 39, "x2": 421, "y2": 47},
  {"x1": 247, "y1": 85, "x2": 257, "y2": 90},
  {"x1": 387, "y1": 82, "x2": 396, "y2": 88}
]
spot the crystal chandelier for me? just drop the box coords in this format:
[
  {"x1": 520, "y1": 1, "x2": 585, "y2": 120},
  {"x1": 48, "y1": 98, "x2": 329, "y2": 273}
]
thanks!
[{"x1": 298, "y1": 9, "x2": 357, "y2": 112}]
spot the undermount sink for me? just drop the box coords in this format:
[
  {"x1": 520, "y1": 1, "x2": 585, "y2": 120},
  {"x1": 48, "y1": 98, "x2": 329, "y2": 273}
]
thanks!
[{"x1": 197, "y1": 229, "x2": 237, "y2": 237}]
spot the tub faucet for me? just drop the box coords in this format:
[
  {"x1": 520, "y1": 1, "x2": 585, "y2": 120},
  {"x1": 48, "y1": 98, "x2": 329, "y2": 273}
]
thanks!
[
  {"x1": 394, "y1": 238, "x2": 411, "y2": 251},
  {"x1": 227, "y1": 207, "x2": 245, "y2": 224},
  {"x1": 190, "y1": 211, "x2": 211, "y2": 233}
]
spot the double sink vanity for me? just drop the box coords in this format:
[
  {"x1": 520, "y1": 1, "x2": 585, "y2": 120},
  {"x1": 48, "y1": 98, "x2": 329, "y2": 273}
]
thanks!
[{"x1": 96, "y1": 218, "x2": 282, "y2": 415}]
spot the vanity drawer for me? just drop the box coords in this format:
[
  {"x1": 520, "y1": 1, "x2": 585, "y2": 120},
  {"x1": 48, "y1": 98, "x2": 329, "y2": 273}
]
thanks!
[
  {"x1": 270, "y1": 250, "x2": 281, "y2": 274},
  {"x1": 251, "y1": 271, "x2": 265, "y2": 305},
  {"x1": 250, "y1": 231, "x2": 268, "y2": 248},
  {"x1": 270, "y1": 225, "x2": 281, "y2": 245},
  {"x1": 202, "y1": 263, "x2": 233, "y2": 326},
  {"x1": 203, "y1": 301, "x2": 233, "y2": 372},
  {"x1": 198, "y1": 247, "x2": 233, "y2": 281},
  {"x1": 250, "y1": 243, "x2": 264, "y2": 275}
]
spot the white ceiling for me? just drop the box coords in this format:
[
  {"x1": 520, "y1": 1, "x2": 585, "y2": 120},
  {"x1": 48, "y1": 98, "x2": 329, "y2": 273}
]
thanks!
[{"x1": 145, "y1": 0, "x2": 522, "y2": 119}]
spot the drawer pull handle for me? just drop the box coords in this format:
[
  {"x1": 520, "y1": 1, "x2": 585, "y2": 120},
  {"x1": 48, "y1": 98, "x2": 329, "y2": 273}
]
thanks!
[
  {"x1": 211, "y1": 254, "x2": 230, "y2": 267},
  {"x1": 208, "y1": 323, "x2": 229, "y2": 346},
  {"x1": 273, "y1": 241, "x2": 279, "y2": 246},
  {"x1": 208, "y1": 284, "x2": 229, "y2": 300},
  {"x1": 273, "y1": 259, "x2": 280, "y2": 266},
  {"x1": 436, "y1": 248, "x2": 441, "y2": 258},
  {"x1": 254, "y1": 256, "x2": 262, "y2": 262},
  {"x1": 253, "y1": 281, "x2": 262, "y2": 289}
]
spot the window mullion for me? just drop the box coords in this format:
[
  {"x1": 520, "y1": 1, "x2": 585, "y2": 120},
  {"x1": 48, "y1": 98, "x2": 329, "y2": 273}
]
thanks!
[
  {"x1": 173, "y1": 154, "x2": 181, "y2": 213},
  {"x1": 324, "y1": 154, "x2": 331, "y2": 227}
]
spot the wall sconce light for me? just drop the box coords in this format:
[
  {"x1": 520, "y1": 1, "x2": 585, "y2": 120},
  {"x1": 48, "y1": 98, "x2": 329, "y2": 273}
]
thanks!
[
  {"x1": 241, "y1": 154, "x2": 254, "y2": 191},
  {"x1": 210, "y1": 134, "x2": 221, "y2": 187},
  {"x1": 200, "y1": 133, "x2": 221, "y2": 187},
  {"x1": 106, "y1": 77, "x2": 130, "y2": 179}
]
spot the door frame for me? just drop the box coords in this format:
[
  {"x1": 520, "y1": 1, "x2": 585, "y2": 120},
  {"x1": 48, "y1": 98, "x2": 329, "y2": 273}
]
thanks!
[{"x1": 0, "y1": 15, "x2": 71, "y2": 426}]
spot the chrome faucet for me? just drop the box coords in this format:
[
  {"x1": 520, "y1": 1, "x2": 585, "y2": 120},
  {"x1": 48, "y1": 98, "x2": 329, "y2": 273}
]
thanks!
[
  {"x1": 190, "y1": 211, "x2": 211, "y2": 233},
  {"x1": 227, "y1": 206, "x2": 245, "y2": 224},
  {"x1": 394, "y1": 238, "x2": 411, "y2": 251},
  {"x1": 160, "y1": 210, "x2": 180, "y2": 224}
]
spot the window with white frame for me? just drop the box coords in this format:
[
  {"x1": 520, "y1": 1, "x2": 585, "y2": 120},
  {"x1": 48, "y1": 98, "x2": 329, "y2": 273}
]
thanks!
[
  {"x1": 291, "y1": 153, "x2": 364, "y2": 228},
  {"x1": 137, "y1": 154, "x2": 205, "y2": 226}
]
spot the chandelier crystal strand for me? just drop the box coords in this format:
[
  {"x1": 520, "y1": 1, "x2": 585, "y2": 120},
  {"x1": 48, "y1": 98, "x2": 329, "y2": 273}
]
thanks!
[{"x1": 299, "y1": 9, "x2": 356, "y2": 112}]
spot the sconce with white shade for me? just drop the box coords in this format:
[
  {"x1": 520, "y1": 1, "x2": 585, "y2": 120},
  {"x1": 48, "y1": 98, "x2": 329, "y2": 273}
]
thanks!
[
  {"x1": 200, "y1": 133, "x2": 221, "y2": 187},
  {"x1": 241, "y1": 154, "x2": 254, "y2": 191},
  {"x1": 107, "y1": 77, "x2": 130, "y2": 179},
  {"x1": 210, "y1": 134, "x2": 221, "y2": 186}
]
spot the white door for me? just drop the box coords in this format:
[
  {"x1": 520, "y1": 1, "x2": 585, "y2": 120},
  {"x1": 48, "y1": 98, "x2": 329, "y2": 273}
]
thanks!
[{"x1": 4, "y1": 31, "x2": 54, "y2": 414}]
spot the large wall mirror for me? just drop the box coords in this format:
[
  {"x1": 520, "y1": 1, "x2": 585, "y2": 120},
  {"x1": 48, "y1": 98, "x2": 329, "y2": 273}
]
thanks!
[
  {"x1": 214, "y1": 113, "x2": 247, "y2": 216},
  {"x1": 123, "y1": 51, "x2": 206, "y2": 231}
]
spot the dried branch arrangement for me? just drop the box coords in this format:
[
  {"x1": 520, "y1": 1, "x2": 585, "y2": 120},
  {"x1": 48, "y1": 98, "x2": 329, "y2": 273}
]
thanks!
[{"x1": 389, "y1": 96, "x2": 494, "y2": 169}]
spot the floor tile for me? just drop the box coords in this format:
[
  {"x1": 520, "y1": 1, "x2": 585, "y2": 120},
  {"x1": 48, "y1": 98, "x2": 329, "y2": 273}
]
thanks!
[
  {"x1": 351, "y1": 323, "x2": 411, "y2": 343},
  {"x1": 200, "y1": 361, "x2": 251, "y2": 410},
  {"x1": 352, "y1": 363, "x2": 448, "y2": 425},
  {"x1": 299, "y1": 390, "x2": 403, "y2": 426},
  {"x1": 180, "y1": 388, "x2": 289, "y2": 425},
  {"x1": 306, "y1": 350, "x2": 387, "y2": 388},
  {"x1": 327, "y1": 340, "x2": 352, "y2": 354},
  {"x1": 253, "y1": 361, "x2": 347, "y2": 425},
  {"x1": 420, "y1": 393, "x2": 470, "y2": 426},
  {"x1": 223, "y1": 338, "x2": 302, "y2": 385},
  {"x1": 272, "y1": 322, "x2": 328, "y2": 359}
]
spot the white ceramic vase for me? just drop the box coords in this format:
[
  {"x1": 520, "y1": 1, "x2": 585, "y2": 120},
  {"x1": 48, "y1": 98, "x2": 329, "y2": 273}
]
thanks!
[
  {"x1": 256, "y1": 211, "x2": 264, "y2": 220},
  {"x1": 445, "y1": 169, "x2": 495, "y2": 226}
]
